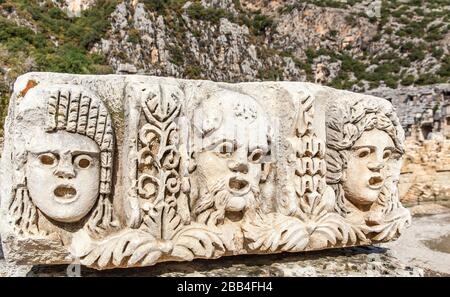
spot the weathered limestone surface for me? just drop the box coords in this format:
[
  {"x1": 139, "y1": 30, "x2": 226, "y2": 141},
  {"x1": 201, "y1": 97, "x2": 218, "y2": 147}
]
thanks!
[
  {"x1": 400, "y1": 136, "x2": 450, "y2": 208},
  {"x1": 367, "y1": 84, "x2": 450, "y2": 212},
  {"x1": 0, "y1": 243, "x2": 423, "y2": 277},
  {"x1": 0, "y1": 72, "x2": 411, "y2": 270}
]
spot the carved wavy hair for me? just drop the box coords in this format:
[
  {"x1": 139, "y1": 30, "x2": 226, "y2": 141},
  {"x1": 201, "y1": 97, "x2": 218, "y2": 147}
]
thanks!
[
  {"x1": 325, "y1": 97, "x2": 405, "y2": 216},
  {"x1": 9, "y1": 86, "x2": 118, "y2": 237}
]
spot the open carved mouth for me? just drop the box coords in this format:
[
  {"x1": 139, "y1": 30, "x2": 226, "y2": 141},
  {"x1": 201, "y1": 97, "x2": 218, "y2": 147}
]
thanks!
[
  {"x1": 53, "y1": 185, "x2": 77, "y2": 203},
  {"x1": 368, "y1": 176, "x2": 384, "y2": 190},
  {"x1": 228, "y1": 176, "x2": 250, "y2": 195}
]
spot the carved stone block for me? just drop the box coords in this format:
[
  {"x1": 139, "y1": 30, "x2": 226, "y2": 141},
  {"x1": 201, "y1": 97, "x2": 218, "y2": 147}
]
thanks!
[{"x1": 0, "y1": 73, "x2": 411, "y2": 269}]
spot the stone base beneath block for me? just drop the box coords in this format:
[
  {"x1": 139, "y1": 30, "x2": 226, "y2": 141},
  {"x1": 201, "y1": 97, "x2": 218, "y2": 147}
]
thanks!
[
  {"x1": 409, "y1": 203, "x2": 450, "y2": 217},
  {"x1": 0, "y1": 240, "x2": 422, "y2": 277}
]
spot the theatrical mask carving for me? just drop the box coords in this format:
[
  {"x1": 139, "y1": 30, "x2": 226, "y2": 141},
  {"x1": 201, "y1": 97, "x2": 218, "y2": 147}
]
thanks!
[
  {"x1": 189, "y1": 90, "x2": 273, "y2": 225},
  {"x1": 26, "y1": 130, "x2": 100, "y2": 223},
  {"x1": 7, "y1": 84, "x2": 117, "y2": 237},
  {"x1": 325, "y1": 98, "x2": 411, "y2": 234},
  {"x1": 343, "y1": 129, "x2": 395, "y2": 208}
]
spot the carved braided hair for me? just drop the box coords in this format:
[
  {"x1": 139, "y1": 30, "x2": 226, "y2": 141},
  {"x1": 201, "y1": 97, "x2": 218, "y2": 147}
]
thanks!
[
  {"x1": 325, "y1": 96, "x2": 405, "y2": 216},
  {"x1": 9, "y1": 85, "x2": 118, "y2": 237}
]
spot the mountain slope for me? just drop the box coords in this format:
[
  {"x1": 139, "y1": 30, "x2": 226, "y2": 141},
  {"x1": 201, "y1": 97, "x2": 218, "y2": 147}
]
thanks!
[{"x1": 1, "y1": 0, "x2": 449, "y2": 136}]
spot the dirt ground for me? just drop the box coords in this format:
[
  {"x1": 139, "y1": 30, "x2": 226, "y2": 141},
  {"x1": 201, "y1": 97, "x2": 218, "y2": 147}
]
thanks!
[{"x1": 381, "y1": 211, "x2": 450, "y2": 276}]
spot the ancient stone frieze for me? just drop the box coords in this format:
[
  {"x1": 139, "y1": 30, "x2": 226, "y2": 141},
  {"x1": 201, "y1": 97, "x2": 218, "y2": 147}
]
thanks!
[{"x1": 0, "y1": 73, "x2": 411, "y2": 269}]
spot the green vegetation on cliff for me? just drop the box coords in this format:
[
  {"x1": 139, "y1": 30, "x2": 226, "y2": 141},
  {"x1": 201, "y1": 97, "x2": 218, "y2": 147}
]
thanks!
[
  {"x1": 0, "y1": 0, "x2": 117, "y2": 135},
  {"x1": 0, "y1": 0, "x2": 449, "y2": 137}
]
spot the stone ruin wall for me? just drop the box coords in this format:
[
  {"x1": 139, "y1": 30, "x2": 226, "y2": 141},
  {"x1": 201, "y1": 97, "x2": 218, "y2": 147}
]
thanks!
[{"x1": 367, "y1": 84, "x2": 450, "y2": 207}]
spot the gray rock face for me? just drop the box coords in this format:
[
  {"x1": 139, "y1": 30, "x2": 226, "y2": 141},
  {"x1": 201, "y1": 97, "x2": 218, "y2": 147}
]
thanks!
[
  {"x1": 52, "y1": 0, "x2": 97, "y2": 17},
  {"x1": 84, "y1": 1, "x2": 448, "y2": 90},
  {"x1": 1, "y1": 1, "x2": 448, "y2": 111},
  {"x1": 0, "y1": 72, "x2": 410, "y2": 270}
]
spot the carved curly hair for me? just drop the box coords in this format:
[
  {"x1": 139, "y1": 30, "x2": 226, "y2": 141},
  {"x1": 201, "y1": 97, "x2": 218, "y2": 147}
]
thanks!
[
  {"x1": 9, "y1": 85, "x2": 118, "y2": 238},
  {"x1": 325, "y1": 96, "x2": 405, "y2": 215}
]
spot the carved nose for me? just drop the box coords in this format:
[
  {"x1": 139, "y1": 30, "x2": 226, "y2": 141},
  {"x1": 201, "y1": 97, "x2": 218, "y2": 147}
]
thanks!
[
  {"x1": 54, "y1": 163, "x2": 76, "y2": 179},
  {"x1": 228, "y1": 160, "x2": 249, "y2": 174},
  {"x1": 368, "y1": 162, "x2": 384, "y2": 171}
]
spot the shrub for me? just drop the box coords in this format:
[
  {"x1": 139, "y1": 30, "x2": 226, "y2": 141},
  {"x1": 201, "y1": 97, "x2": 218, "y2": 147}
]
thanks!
[
  {"x1": 400, "y1": 74, "x2": 415, "y2": 86},
  {"x1": 415, "y1": 73, "x2": 442, "y2": 85},
  {"x1": 127, "y1": 29, "x2": 141, "y2": 44},
  {"x1": 425, "y1": 30, "x2": 444, "y2": 42},
  {"x1": 344, "y1": 15, "x2": 357, "y2": 26},
  {"x1": 0, "y1": 1, "x2": 117, "y2": 74},
  {"x1": 402, "y1": 21, "x2": 424, "y2": 38},
  {"x1": 184, "y1": 65, "x2": 202, "y2": 79},
  {"x1": 328, "y1": 72, "x2": 354, "y2": 90},
  {"x1": 339, "y1": 54, "x2": 365, "y2": 77},
  {"x1": 384, "y1": 27, "x2": 393, "y2": 34},
  {"x1": 437, "y1": 55, "x2": 450, "y2": 79},
  {"x1": 384, "y1": 76, "x2": 398, "y2": 88},
  {"x1": 37, "y1": 44, "x2": 91, "y2": 73},
  {"x1": 432, "y1": 47, "x2": 444, "y2": 59},
  {"x1": 408, "y1": 48, "x2": 426, "y2": 61},
  {"x1": 0, "y1": 80, "x2": 9, "y2": 136},
  {"x1": 143, "y1": 0, "x2": 185, "y2": 14},
  {"x1": 293, "y1": 57, "x2": 312, "y2": 75},
  {"x1": 186, "y1": 3, "x2": 234, "y2": 24},
  {"x1": 251, "y1": 13, "x2": 274, "y2": 35},
  {"x1": 369, "y1": 81, "x2": 380, "y2": 89},
  {"x1": 168, "y1": 44, "x2": 184, "y2": 66},
  {"x1": 258, "y1": 67, "x2": 283, "y2": 81},
  {"x1": 89, "y1": 64, "x2": 114, "y2": 74},
  {"x1": 400, "y1": 41, "x2": 414, "y2": 52},
  {"x1": 278, "y1": 4, "x2": 296, "y2": 14}
]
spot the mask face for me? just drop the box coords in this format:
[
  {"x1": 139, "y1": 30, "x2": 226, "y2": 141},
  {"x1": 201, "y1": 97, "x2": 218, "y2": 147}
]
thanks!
[
  {"x1": 26, "y1": 130, "x2": 100, "y2": 223},
  {"x1": 343, "y1": 128, "x2": 395, "y2": 208},
  {"x1": 192, "y1": 93, "x2": 271, "y2": 214},
  {"x1": 195, "y1": 139, "x2": 269, "y2": 213}
]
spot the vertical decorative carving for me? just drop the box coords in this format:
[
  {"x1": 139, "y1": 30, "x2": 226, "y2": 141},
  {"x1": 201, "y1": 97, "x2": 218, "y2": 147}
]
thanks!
[
  {"x1": 135, "y1": 85, "x2": 184, "y2": 236},
  {"x1": 243, "y1": 93, "x2": 367, "y2": 252},
  {"x1": 80, "y1": 85, "x2": 226, "y2": 269}
]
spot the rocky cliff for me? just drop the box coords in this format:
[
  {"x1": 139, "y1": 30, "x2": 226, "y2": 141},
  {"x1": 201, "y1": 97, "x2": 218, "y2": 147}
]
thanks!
[{"x1": 1, "y1": 0, "x2": 449, "y2": 137}]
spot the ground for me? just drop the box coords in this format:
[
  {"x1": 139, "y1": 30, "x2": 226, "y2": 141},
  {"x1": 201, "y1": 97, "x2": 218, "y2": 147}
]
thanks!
[
  {"x1": 1, "y1": 211, "x2": 449, "y2": 277},
  {"x1": 381, "y1": 212, "x2": 450, "y2": 276}
]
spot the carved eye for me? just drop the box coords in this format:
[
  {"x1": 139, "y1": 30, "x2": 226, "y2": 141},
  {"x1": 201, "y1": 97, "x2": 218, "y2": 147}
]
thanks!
[
  {"x1": 383, "y1": 150, "x2": 392, "y2": 160},
  {"x1": 356, "y1": 148, "x2": 370, "y2": 159},
  {"x1": 74, "y1": 155, "x2": 93, "y2": 169},
  {"x1": 215, "y1": 142, "x2": 234, "y2": 157},
  {"x1": 249, "y1": 148, "x2": 264, "y2": 163},
  {"x1": 39, "y1": 153, "x2": 57, "y2": 166}
]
